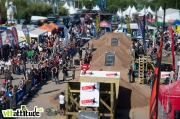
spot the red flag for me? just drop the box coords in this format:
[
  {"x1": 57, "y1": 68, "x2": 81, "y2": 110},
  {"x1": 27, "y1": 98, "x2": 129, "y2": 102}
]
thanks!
[
  {"x1": 149, "y1": 35, "x2": 163, "y2": 119},
  {"x1": 0, "y1": 33, "x2": 3, "y2": 58},
  {"x1": 0, "y1": 7, "x2": 2, "y2": 24},
  {"x1": 169, "y1": 26, "x2": 175, "y2": 70},
  {"x1": 12, "y1": 27, "x2": 19, "y2": 49}
]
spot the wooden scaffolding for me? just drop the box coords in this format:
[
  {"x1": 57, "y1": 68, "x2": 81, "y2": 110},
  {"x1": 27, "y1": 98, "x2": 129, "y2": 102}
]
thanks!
[{"x1": 65, "y1": 82, "x2": 116, "y2": 119}]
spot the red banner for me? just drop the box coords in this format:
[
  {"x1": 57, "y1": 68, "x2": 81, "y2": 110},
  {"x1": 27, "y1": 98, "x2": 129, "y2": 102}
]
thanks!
[
  {"x1": 169, "y1": 26, "x2": 175, "y2": 70},
  {"x1": 12, "y1": 27, "x2": 19, "y2": 49},
  {"x1": 0, "y1": 33, "x2": 3, "y2": 58},
  {"x1": 0, "y1": 7, "x2": 2, "y2": 24}
]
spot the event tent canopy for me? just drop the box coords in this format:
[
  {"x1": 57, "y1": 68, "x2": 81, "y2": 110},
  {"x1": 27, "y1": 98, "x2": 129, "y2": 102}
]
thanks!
[
  {"x1": 172, "y1": 20, "x2": 180, "y2": 25},
  {"x1": 82, "y1": 6, "x2": 87, "y2": 10},
  {"x1": 39, "y1": 24, "x2": 54, "y2": 32},
  {"x1": 63, "y1": 2, "x2": 70, "y2": 9},
  {"x1": 147, "y1": 6, "x2": 155, "y2": 15},
  {"x1": 139, "y1": 7, "x2": 148, "y2": 16},
  {"x1": 159, "y1": 80, "x2": 180, "y2": 119},
  {"x1": 100, "y1": 21, "x2": 109, "y2": 27},
  {"x1": 158, "y1": 6, "x2": 163, "y2": 12},
  {"x1": 69, "y1": 5, "x2": 77, "y2": 14},
  {"x1": 123, "y1": 5, "x2": 131, "y2": 16},
  {"x1": 130, "y1": 6, "x2": 138, "y2": 17},
  {"x1": 29, "y1": 29, "x2": 48, "y2": 37},
  {"x1": 49, "y1": 22, "x2": 60, "y2": 29}
]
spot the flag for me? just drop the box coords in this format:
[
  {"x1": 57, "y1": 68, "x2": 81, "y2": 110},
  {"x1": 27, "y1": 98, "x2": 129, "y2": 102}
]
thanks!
[
  {"x1": 0, "y1": 33, "x2": 3, "y2": 58},
  {"x1": 149, "y1": 35, "x2": 163, "y2": 119},
  {"x1": 12, "y1": 27, "x2": 19, "y2": 49},
  {"x1": 142, "y1": 15, "x2": 146, "y2": 52},
  {"x1": 0, "y1": 7, "x2": 2, "y2": 24},
  {"x1": 169, "y1": 26, "x2": 175, "y2": 70},
  {"x1": 125, "y1": 15, "x2": 131, "y2": 34},
  {"x1": 154, "y1": 9, "x2": 158, "y2": 27},
  {"x1": 6, "y1": 29, "x2": 15, "y2": 50},
  {"x1": 22, "y1": 25, "x2": 30, "y2": 44}
]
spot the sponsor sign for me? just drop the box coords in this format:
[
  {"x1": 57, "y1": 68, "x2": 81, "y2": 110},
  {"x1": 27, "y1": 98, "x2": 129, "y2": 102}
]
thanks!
[
  {"x1": 78, "y1": 111, "x2": 99, "y2": 119},
  {"x1": 161, "y1": 72, "x2": 170, "y2": 78},
  {"x1": 12, "y1": 27, "x2": 19, "y2": 49},
  {"x1": 22, "y1": 25, "x2": 30, "y2": 44},
  {"x1": 2, "y1": 105, "x2": 43, "y2": 118},
  {"x1": 80, "y1": 82, "x2": 100, "y2": 107},
  {"x1": 95, "y1": 15, "x2": 100, "y2": 32},
  {"x1": 6, "y1": 29, "x2": 15, "y2": 49},
  {"x1": 125, "y1": 16, "x2": 131, "y2": 33}
]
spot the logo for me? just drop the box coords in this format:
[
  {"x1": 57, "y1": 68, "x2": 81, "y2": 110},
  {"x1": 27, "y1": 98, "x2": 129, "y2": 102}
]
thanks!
[
  {"x1": 161, "y1": 74, "x2": 169, "y2": 78},
  {"x1": 82, "y1": 84, "x2": 97, "y2": 91},
  {"x1": 106, "y1": 73, "x2": 117, "y2": 76},
  {"x1": 81, "y1": 98, "x2": 98, "y2": 105},
  {"x1": 2, "y1": 105, "x2": 44, "y2": 117}
]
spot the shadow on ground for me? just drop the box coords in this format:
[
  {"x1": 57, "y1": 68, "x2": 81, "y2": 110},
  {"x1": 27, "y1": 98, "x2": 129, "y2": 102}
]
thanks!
[{"x1": 115, "y1": 86, "x2": 132, "y2": 119}]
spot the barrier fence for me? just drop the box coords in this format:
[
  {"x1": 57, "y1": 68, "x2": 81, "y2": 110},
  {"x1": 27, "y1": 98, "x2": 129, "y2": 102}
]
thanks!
[{"x1": 15, "y1": 77, "x2": 40, "y2": 106}]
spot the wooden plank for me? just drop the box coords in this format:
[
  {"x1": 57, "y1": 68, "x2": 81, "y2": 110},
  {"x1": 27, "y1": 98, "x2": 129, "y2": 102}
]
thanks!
[
  {"x1": 69, "y1": 90, "x2": 111, "y2": 94},
  {"x1": 110, "y1": 83, "x2": 114, "y2": 119},
  {"x1": 100, "y1": 98, "x2": 111, "y2": 111},
  {"x1": 69, "y1": 94, "x2": 84, "y2": 110},
  {"x1": 66, "y1": 83, "x2": 69, "y2": 113}
]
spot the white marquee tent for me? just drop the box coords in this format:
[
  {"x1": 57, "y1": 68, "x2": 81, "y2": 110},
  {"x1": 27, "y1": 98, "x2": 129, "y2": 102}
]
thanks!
[
  {"x1": 139, "y1": 7, "x2": 148, "y2": 16},
  {"x1": 147, "y1": 6, "x2": 155, "y2": 15},
  {"x1": 158, "y1": 6, "x2": 163, "y2": 12},
  {"x1": 82, "y1": 6, "x2": 87, "y2": 10},
  {"x1": 92, "y1": 5, "x2": 100, "y2": 10},
  {"x1": 117, "y1": 9, "x2": 121, "y2": 17},
  {"x1": 130, "y1": 6, "x2": 138, "y2": 17},
  {"x1": 69, "y1": 5, "x2": 77, "y2": 14},
  {"x1": 123, "y1": 5, "x2": 131, "y2": 16},
  {"x1": 63, "y1": 2, "x2": 70, "y2": 9}
]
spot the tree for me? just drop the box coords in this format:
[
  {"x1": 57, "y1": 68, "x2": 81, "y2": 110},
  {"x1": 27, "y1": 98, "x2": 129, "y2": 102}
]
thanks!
[
  {"x1": 107, "y1": 4, "x2": 118, "y2": 12},
  {"x1": 59, "y1": 7, "x2": 68, "y2": 16},
  {"x1": 84, "y1": 0, "x2": 92, "y2": 10}
]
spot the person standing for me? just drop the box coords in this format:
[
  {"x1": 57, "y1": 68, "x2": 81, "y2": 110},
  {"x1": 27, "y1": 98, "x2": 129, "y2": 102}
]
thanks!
[
  {"x1": 177, "y1": 59, "x2": 180, "y2": 70},
  {"x1": 71, "y1": 67, "x2": 76, "y2": 80},
  {"x1": 59, "y1": 92, "x2": 65, "y2": 116}
]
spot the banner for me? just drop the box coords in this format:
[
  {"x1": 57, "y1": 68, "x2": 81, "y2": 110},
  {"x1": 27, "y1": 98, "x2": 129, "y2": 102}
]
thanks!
[
  {"x1": 0, "y1": 7, "x2": 2, "y2": 24},
  {"x1": 12, "y1": 27, "x2": 19, "y2": 49},
  {"x1": 25, "y1": 81, "x2": 32, "y2": 94},
  {"x1": 0, "y1": 33, "x2": 3, "y2": 58},
  {"x1": 64, "y1": 27, "x2": 68, "y2": 46},
  {"x1": 6, "y1": 29, "x2": 15, "y2": 49},
  {"x1": 15, "y1": 85, "x2": 26, "y2": 105},
  {"x1": 125, "y1": 15, "x2": 131, "y2": 34},
  {"x1": 95, "y1": 15, "x2": 100, "y2": 33},
  {"x1": 80, "y1": 82, "x2": 100, "y2": 107},
  {"x1": 169, "y1": 26, "x2": 175, "y2": 70},
  {"x1": 22, "y1": 25, "x2": 30, "y2": 44}
]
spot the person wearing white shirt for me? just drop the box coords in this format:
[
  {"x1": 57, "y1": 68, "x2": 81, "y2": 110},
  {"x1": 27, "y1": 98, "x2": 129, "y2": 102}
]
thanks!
[
  {"x1": 59, "y1": 92, "x2": 65, "y2": 116},
  {"x1": 177, "y1": 59, "x2": 180, "y2": 70},
  {"x1": 1, "y1": 59, "x2": 5, "y2": 74}
]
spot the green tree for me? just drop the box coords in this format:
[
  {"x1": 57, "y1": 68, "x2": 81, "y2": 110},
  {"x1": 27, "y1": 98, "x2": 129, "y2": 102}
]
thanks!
[
  {"x1": 59, "y1": 7, "x2": 68, "y2": 16},
  {"x1": 107, "y1": 4, "x2": 118, "y2": 12},
  {"x1": 83, "y1": 0, "x2": 92, "y2": 9}
]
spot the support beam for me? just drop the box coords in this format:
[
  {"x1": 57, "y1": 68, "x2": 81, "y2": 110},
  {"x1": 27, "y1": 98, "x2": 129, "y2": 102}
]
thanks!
[
  {"x1": 100, "y1": 98, "x2": 111, "y2": 111},
  {"x1": 69, "y1": 94, "x2": 84, "y2": 110},
  {"x1": 110, "y1": 83, "x2": 114, "y2": 119},
  {"x1": 69, "y1": 90, "x2": 111, "y2": 94},
  {"x1": 66, "y1": 83, "x2": 69, "y2": 113}
]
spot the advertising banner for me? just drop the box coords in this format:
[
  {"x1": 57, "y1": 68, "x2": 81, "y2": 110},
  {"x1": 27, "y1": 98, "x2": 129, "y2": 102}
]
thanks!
[
  {"x1": 12, "y1": 27, "x2": 19, "y2": 49},
  {"x1": 25, "y1": 81, "x2": 32, "y2": 94},
  {"x1": 78, "y1": 111, "x2": 99, "y2": 119},
  {"x1": 125, "y1": 16, "x2": 131, "y2": 34},
  {"x1": 80, "y1": 82, "x2": 100, "y2": 107},
  {"x1": 6, "y1": 29, "x2": 15, "y2": 49},
  {"x1": 15, "y1": 85, "x2": 26, "y2": 105},
  {"x1": 22, "y1": 25, "x2": 30, "y2": 44},
  {"x1": 0, "y1": 33, "x2": 3, "y2": 58},
  {"x1": 95, "y1": 15, "x2": 100, "y2": 33},
  {"x1": 161, "y1": 72, "x2": 170, "y2": 79}
]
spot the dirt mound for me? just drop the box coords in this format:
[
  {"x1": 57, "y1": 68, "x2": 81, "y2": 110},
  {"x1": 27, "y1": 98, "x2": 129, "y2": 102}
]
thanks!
[
  {"x1": 90, "y1": 33, "x2": 132, "y2": 79},
  {"x1": 118, "y1": 78, "x2": 149, "y2": 109}
]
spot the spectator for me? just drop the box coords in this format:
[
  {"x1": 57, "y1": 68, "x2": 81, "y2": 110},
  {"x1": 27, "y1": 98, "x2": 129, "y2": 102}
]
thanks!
[{"x1": 59, "y1": 92, "x2": 65, "y2": 116}]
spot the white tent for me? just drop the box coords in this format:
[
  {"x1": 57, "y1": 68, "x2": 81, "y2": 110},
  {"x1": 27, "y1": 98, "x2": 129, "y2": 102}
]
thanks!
[
  {"x1": 158, "y1": 6, "x2": 163, "y2": 12},
  {"x1": 117, "y1": 9, "x2": 121, "y2": 17},
  {"x1": 29, "y1": 29, "x2": 48, "y2": 37},
  {"x1": 31, "y1": 16, "x2": 47, "y2": 21},
  {"x1": 123, "y1": 5, "x2": 131, "y2": 16},
  {"x1": 82, "y1": 6, "x2": 87, "y2": 10},
  {"x1": 130, "y1": 6, "x2": 138, "y2": 17},
  {"x1": 63, "y1": 2, "x2": 70, "y2": 9},
  {"x1": 92, "y1": 5, "x2": 100, "y2": 10},
  {"x1": 147, "y1": 6, "x2": 155, "y2": 15},
  {"x1": 122, "y1": 23, "x2": 156, "y2": 30},
  {"x1": 139, "y1": 7, "x2": 148, "y2": 16},
  {"x1": 69, "y1": 5, "x2": 77, "y2": 14}
]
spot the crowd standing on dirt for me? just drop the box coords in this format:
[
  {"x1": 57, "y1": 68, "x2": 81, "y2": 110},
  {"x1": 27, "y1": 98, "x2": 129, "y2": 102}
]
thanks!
[{"x1": 0, "y1": 23, "x2": 95, "y2": 118}]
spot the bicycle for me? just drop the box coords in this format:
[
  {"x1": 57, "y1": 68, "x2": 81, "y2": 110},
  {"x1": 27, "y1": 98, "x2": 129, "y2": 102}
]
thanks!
[{"x1": 45, "y1": 107, "x2": 60, "y2": 116}]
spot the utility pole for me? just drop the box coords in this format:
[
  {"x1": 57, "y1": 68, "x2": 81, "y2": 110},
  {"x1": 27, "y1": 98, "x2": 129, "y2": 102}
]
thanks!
[{"x1": 176, "y1": 0, "x2": 177, "y2": 9}]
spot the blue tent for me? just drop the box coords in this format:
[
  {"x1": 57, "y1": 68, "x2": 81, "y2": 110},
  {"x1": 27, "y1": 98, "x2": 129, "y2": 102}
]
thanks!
[
  {"x1": 55, "y1": 22, "x2": 65, "y2": 28},
  {"x1": 172, "y1": 20, "x2": 180, "y2": 26}
]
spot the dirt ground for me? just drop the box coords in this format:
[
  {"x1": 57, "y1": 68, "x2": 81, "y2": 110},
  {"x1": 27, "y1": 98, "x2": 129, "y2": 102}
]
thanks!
[{"x1": 9, "y1": 33, "x2": 152, "y2": 119}]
